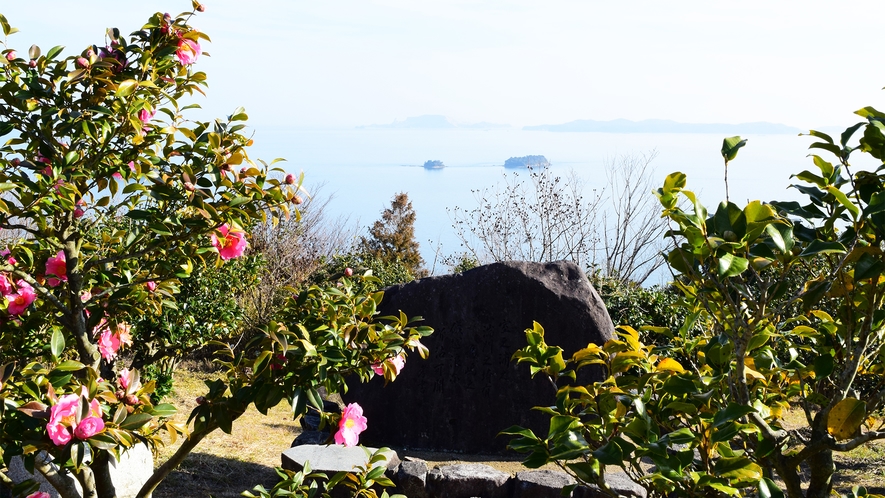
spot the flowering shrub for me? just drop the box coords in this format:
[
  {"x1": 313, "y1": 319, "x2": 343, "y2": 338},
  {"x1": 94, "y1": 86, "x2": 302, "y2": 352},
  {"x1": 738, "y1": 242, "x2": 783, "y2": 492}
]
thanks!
[
  {"x1": 507, "y1": 113, "x2": 885, "y2": 498},
  {"x1": 0, "y1": 6, "x2": 430, "y2": 498}
]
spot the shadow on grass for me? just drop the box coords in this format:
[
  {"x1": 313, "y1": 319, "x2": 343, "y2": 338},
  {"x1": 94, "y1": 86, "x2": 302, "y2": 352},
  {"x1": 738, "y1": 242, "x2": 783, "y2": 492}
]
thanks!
[{"x1": 153, "y1": 452, "x2": 281, "y2": 498}]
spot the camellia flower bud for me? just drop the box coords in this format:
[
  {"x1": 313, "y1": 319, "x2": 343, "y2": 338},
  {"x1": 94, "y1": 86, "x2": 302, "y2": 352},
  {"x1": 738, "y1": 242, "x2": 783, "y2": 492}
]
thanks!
[
  {"x1": 5, "y1": 51, "x2": 15, "y2": 61},
  {"x1": 28, "y1": 59, "x2": 36, "y2": 68},
  {"x1": 126, "y1": 395, "x2": 139, "y2": 405},
  {"x1": 292, "y1": 195, "x2": 303, "y2": 205},
  {"x1": 196, "y1": 3, "x2": 205, "y2": 12},
  {"x1": 284, "y1": 173, "x2": 296, "y2": 185},
  {"x1": 220, "y1": 163, "x2": 232, "y2": 172},
  {"x1": 184, "y1": 181, "x2": 196, "y2": 192},
  {"x1": 76, "y1": 57, "x2": 89, "y2": 68},
  {"x1": 344, "y1": 267, "x2": 353, "y2": 277},
  {"x1": 195, "y1": 396, "x2": 206, "y2": 405},
  {"x1": 10, "y1": 158, "x2": 20, "y2": 166},
  {"x1": 115, "y1": 390, "x2": 125, "y2": 399}
]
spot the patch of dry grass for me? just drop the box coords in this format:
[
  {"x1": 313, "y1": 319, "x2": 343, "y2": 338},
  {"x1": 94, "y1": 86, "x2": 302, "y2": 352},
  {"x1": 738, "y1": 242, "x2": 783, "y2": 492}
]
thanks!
[{"x1": 152, "y1": 365, "x2": 301, "y2": 498}]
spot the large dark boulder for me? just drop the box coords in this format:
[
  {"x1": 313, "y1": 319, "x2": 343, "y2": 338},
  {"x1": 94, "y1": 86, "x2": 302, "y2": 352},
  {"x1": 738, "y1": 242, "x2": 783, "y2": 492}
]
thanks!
[{"x1": 344, "y1": 260, "x2": 614, "y2": 453}]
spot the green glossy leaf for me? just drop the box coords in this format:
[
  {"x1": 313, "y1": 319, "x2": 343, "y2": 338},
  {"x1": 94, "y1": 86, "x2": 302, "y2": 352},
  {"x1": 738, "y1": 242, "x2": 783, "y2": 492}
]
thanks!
[
  {"x1": 50, "y1": 329, "x2": 64, "y2": 359},
  {"x1": 758, "y1": 477, "x2": 785, "y2": 498},
  {"x1": 53, "y1": 360, "x2": 85, "y2": 372},
  {"x1": 855, "y1": 252, "x2": 884, "y2": 281},
  {"x1": 826, "y1": 185, "x2": 860, "y2": 220},
  {"x1": 813, "y1": 354, "x2": 834, "y2": 379},
  {"x1": 714, "y1": 455, "x2": 763, "y2": 482},
  {"x1": 713, "y1": 404, "x2": 756, "y2": 428},
  {"x1": 119, "y1": 413, "x2": 153, "y2": 430},
  {"x1": 798, "y1": 240, "x2": 846, "y2": 257},
  {"x1": 717, "y1": 252, "x2": 748, "y2": 278},
  {"x1": 116, "y1": 79, "x2": 138, "y2": 97},
  {"x1": 722, "y1": 136, "x2": 747, "y2": 162}
]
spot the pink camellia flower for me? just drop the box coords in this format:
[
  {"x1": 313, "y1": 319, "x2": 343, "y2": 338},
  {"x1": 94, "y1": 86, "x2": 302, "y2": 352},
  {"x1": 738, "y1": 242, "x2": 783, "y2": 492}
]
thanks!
[
  {"x1": 372, "y1": 354, "x2": 406, "y2": 376},
  {"x1": 0, "y1": 248, "x2": 15, "y2": 265},
  {"x1": 389, "y1": 354, "x2": 406, "y2": 374},
  {"x1": 175, "y1": 38, "x2": 201, "y2": 65},
  {"x1": 117, "y1": 322, "x2": 132, "y2": 347},
  {"x1": 73, "y1": 416, "x2": 105, "y2": 440},
  {"x1": 112, "y1": 172, "x2": 123, "y2": 180},
  {"x1": 45, "y1": 251, "x2": 67, "y2": 287},
  {"x1": 146, "y1": 281, "x2": 157, "y2": 292},
  {"x1": 80, "y1": 290, "x2": 92, "y2": 303},
  {"x1": 49, "y1": 394, "x2": 80, "y2": 426},
  {"x1": 210, "y1": 224, "x2": 248, "y2": 260},
  {"x1": 119, "y1": 368, "x2": 141, "y2": 391},
  {"x1": 47, "y1": 421, "x2": 72, "y2": 446},
  {"x1": 96, "y1": 321, "x2": 132, "y2": 361},
  {"x1": 47, "y1": 392, "x2": 103, "y2": 445},
  {"x1": 27, "y1": 491, "x2": 51, "y2": 498},
  {"x1": 334, "y1": 403, "x2": 368, "y2": 447},
  {"x1": 138, "y1": 108, "x2": 156, "y2": 124},
  {"x1": 128, "y1": 161, "x2": 137, "y2": 173},
  {"x1": 6, "y1": 280, "x2": 37, "y2": 315},
  {"x1": 98, "y1": 328, "x2": 122, "y2": 361},
  {"x1": 0, "y1": 274, "x2": 11, "y2": 295}
]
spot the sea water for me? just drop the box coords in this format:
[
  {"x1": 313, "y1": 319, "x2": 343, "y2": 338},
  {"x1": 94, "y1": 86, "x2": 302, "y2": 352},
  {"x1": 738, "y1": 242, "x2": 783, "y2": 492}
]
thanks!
[{"x1": 245, "y1": 127, "x2": 869, "y2": 283}]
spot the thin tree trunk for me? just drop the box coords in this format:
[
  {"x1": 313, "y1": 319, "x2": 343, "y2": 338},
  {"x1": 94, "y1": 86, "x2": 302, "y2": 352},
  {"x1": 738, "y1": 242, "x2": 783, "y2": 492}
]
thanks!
[{"x1": 805, "y1": 445, "x2": 835, "y2": 497}]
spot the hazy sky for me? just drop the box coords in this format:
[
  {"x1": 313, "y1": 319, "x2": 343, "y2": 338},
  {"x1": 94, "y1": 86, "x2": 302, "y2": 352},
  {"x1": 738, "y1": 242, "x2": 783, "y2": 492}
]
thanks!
[{"x1": 3, "y1": 1, "x2": 883, "y2": 129}]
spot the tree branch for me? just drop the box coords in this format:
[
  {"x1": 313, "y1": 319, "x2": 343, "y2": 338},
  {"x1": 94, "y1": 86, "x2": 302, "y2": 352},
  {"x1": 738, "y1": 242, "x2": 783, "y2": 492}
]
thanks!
[{"x1": 33, "y1": 453, "x2": 81, "y2": 498}]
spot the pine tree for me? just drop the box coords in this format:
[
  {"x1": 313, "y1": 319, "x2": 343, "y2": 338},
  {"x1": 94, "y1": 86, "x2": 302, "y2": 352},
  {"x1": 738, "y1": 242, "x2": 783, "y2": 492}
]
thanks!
[{"x1": 359, "y1": 192, "x2": 426, "y2": 277}]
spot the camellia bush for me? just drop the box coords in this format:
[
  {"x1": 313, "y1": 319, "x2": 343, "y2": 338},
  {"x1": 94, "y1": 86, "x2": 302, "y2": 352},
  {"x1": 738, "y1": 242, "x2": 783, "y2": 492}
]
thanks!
[
  {"x1": 506, "y1": 109, "x2": 885, "y2": 497},
  {"x1": 0, "y1": 6, "x2": 430, "y2": 498}
]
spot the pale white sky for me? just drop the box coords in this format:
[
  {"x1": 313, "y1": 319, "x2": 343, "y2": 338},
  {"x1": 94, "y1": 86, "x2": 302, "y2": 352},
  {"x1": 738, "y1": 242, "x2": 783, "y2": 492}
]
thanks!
[{"x1": 3, "y1": 1, "x2": 883, "y2": 129}]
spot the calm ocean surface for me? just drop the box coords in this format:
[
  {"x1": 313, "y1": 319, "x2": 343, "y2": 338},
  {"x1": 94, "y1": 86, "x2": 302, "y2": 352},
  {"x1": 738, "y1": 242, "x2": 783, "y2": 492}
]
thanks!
[{"x1": 245, "y1": 127, "x2": 870, "y2": 282}]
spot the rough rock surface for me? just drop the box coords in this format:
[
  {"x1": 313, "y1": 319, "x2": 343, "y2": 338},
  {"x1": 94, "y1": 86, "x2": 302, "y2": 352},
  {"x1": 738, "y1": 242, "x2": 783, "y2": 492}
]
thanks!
[
  {"x1": 396, "y1": 459, "x2": 430, "y2": 498},
  {"x1": 513, "y1": 470, "x2": 576, "y2": 498},
  {"x1": 580, "y1": 473, "x2": 646, "y2": 498},
  {"x1": 6, "y1": 444, "x2": 153, "y2": 498},
  {"x1": 345, "y1": 261, "x2": 614, "y2": 453},
  {"x1": 426, "y1": 464, "x2": 511, "y2": 498}
]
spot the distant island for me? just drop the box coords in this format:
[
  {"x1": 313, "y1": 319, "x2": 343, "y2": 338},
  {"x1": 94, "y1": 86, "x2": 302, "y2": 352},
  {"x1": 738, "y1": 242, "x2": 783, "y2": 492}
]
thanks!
[
  {"x1": 423, "y1": 160, "x2": 445, "y2": 170},
  {"x1": 359, "y1": 115, "x2": 511, "y2": 130},
  {"x1": 523, "y1": 118, "x2": 801, "y2": 134},
  {"x1": 504, "y1": 155, "x2": 549, "y2": 169}
]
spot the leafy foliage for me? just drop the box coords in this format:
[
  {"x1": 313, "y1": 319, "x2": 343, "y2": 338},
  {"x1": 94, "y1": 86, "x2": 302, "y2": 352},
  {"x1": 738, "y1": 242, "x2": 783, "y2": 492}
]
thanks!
[
  {"x1": 241, "y1": 450, "x2": 405, "y2": 498},
  {"x1": 506, "y1": 106, "x2": 885, "y2": 498},
  {"x1": 0, "y1": 9, "x2": 432, "y2": 498}
]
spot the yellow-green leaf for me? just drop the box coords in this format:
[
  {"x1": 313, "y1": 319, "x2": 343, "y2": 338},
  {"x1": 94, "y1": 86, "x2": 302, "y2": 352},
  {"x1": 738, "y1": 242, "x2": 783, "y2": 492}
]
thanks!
[
  {"x1": 827, "y1": 398, "x2": 866, "y2": 440},
  {"x1": 116, "y1": 79, "x2": 139, "y2": 97},
  {"x1": 656, "y1": 358, "x2": 685, "y2": 374}
]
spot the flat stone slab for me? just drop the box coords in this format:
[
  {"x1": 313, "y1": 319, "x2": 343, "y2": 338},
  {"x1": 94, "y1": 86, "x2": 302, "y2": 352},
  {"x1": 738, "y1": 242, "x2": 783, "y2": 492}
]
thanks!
[
  {"x1": 281, "y1": 444, "x2": 400, "y2": 474},
  {"x1": 513, "y1": 470, "x2": 577, "y2": 498},
  {"x1": 426, "y1": 463, "x2": 511, "y2": 498},
  {"x1": 7, "y1": 444, "x2": 153, "y2": 498}
]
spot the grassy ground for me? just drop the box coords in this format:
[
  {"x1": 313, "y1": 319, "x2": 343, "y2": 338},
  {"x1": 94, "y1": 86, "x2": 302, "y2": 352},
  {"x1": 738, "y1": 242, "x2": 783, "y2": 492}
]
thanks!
[{"x1": 150, "y1": 366, "x2": 885, "y2": 497}]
